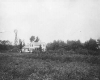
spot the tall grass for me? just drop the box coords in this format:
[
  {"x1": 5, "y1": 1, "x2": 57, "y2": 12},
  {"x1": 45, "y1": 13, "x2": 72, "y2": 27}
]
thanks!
[{"x1": 0, "y1": 51, "x2": 100, "y2": 80}]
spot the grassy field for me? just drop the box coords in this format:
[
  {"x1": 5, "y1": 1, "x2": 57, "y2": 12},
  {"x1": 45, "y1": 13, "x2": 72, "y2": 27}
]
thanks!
[{"x1": 0, "y1": 52, "x2": 100, "y2": 80}]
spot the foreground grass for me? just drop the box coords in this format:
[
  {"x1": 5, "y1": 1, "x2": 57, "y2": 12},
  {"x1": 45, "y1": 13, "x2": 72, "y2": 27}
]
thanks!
[{"x1": 0, "y1": 52, "x2": 100, "y2": 80}]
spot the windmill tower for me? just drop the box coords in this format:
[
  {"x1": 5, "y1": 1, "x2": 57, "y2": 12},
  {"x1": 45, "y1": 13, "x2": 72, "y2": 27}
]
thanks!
[{"x1": 14, "y1": 29, "x2": 18, "y2": 45}]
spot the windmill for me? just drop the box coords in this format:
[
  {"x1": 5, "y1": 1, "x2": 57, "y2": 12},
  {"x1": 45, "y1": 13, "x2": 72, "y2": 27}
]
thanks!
[{"x1": 14, "y1": 29, "x2": 18, "y2": 45}]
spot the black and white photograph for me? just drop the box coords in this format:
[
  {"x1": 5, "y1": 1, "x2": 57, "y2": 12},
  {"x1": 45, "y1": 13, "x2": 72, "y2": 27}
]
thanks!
[{"x1": 0, "y1": 0, "x2": 100, "y2": 80}]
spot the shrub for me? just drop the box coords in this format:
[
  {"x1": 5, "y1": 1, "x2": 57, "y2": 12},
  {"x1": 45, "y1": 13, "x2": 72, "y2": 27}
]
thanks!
[
  {"x1": 75, "y1": 48, "x2": 88, "y2": 55},
  {"x1": 88, "y1": 50, "x2": 99, "y2": 55},
  {"x1": 84, "y1": 38, "x2": 98, "y2": 51}
]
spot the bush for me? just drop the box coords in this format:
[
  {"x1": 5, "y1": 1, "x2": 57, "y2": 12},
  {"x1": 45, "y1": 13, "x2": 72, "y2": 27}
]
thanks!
[
  {"x1": 84, "y1": 38, "x2": 98, "y2": 51},
  {"x1": 75, "y1": 48, "x2": 88, "y2": 55},
  {"x1": 88, "y1": 50, "x2": 99, "y2": 55}
]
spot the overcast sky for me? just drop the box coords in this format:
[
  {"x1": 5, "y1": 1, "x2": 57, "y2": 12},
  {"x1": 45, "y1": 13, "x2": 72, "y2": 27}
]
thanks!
[{"x1": 0, "y1": 0, "x2": 100, "y2": 44}]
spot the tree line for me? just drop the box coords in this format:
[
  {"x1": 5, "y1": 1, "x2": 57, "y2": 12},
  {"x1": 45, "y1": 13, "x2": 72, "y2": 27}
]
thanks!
[
  {"x1": 0, "y1": 36, "x2": 39, "y2": 52},
  {"x1": 0, "y1": 37, "x2": 100, "y2": 55},
  {"x1": 46, "y1": 38, "x2": 100, "y2": 55},
  {"x1": 0, "y1": 39, "x2": 25, "y2": 52},
  {"x1": 0, "y1": 40, "x2": 13, "y2": 51}
]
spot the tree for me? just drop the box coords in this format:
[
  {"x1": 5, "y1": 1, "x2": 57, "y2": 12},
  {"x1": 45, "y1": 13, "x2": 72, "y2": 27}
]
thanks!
[
  {"x1": 97, "y1": 39, "x2": 100, "y2": 45},
  {"x1": 19, "y1": 39, "x2": 26, "y2": 53},
  {"x1": 30, "y1": 36, "x2": 35, "y2": 42},
  {"x1": 0, "y1": 40, "x2": 13, "y2": 51},
  {"x1": 1, "y1": 40, "x2": 11, "y2": 45},
  {"x1": 46, "y1": 40, "x2": 67, "y2": 51},
  {"x1": 84, "y1": 38, "x2": 98, "y2": 51},
  {"x1": 66, "y1": 40, "x2": 83, "y2": 50},
  {"x1": 35, "y1": 37, "x2": 39, "y2": 42},
  {"x1": 19, "y1": 39, "x2": 23, "y2": 49},
  {"x1": 23, "y1": 40, "x2": 25, "y2": 47},
  {"x1": 97, "y1": 38, "x2": 100, "y2": 49},
  {"x1": 39, "y1": 45, "x2": 42, "y2": 52}
]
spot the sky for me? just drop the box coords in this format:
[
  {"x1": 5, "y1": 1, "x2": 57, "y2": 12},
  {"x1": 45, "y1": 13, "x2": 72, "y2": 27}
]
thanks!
[{"x1": 0, "y1": 0, "x2": 100, "y2": 44}]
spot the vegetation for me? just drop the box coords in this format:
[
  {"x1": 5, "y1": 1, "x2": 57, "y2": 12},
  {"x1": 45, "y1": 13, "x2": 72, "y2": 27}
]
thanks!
[
  {"x1": 46, "y1": 38, "x2": 100, "y2": 55},
  {"x1": 84, "y1": 38, "x2": 98, "y2": 51},
  {"x1": 0, "y1": 52, "x2": 100, "y2": 80},
  {"x1": 30, "y1": 36, "x2": 35, "y2": 42},
  {"x1": 30, "y1": 36, "x2": 40, "y2": 42},
  {"x1": 0, "y1": 38, "x2": 100, "y2": 80},
  {"x1": 0, "y1": 39, "x2": 25, "y2": 53},
  {"x1": 0, "y1": 40, "x2": 13, "y2": 52},
  {"x1": 0, "y1": 37, "x2": 99, "y2": 55},
  {"x1": 34, "y1": 36, "x2": 39, "y2": 42}
]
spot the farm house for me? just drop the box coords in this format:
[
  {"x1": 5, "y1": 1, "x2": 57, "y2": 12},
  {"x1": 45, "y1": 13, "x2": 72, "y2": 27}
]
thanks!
[{"x1": 22, "y1": 41, "x2": 46, "y2": 52}]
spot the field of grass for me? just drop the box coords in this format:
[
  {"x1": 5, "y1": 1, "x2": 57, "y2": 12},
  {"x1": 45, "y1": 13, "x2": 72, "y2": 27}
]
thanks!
[{"x1": 0, "y1": 52, "x2": 100, "y2": 80}]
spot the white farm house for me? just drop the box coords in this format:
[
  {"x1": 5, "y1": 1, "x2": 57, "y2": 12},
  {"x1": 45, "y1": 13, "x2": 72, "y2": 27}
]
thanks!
[{"x1": 22, "y1": 41, "x2": 46, "y2": 52}]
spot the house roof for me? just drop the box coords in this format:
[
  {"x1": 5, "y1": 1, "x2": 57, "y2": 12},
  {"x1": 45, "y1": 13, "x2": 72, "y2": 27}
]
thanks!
[
  {"x1": 22, "y1": 45, "x2": 30, "y2": 49},
  {"x1": 30, "y1": 42, "x2": 46, "y2": 46},
  {"x1": 22, "y1": 41, "x2": 46, "y2": 49}
]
